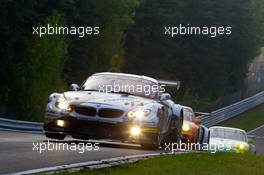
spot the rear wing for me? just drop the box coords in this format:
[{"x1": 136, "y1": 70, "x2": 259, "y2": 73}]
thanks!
[
  {"x1": 194, "y1": 112, "x2": 211, "y2": 117},
  {"x1": 158, "y1": 80, "x2": 181, "y2": 90}
]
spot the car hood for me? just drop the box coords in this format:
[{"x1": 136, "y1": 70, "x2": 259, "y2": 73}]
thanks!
[
  {"x1": 210, "y1": 138, "x2": 245, "y2": 145},
  {"x1": 209, "y1": 138, "x2": 249, "y2": 152},
  {"x1": 63, "y1": 91, "x2": 157, "y2": 111}
]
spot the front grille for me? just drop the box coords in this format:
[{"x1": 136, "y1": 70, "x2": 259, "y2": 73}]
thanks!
[
  {"x1": 98, "y1": 108, "x2": 124, "y2": 118},
  {"x1": 74, "y1": 106, "x2": 96, "y2": 116}
]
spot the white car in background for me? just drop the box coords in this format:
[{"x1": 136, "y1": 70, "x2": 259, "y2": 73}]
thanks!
[{"x1": 209, "y1": 126, "x2": 254, "y2": 153}]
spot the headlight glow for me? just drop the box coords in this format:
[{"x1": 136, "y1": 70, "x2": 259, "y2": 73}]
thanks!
[
  {"x1": 182, "y1": 123, "x2": 190, "y2": 131},
  {"x1": 55, "y1": 98, "x2": 72, "y2": 112},
  {"x1": 130, "y1": 127, "x2": 141, "y2": 136},
  {"x1": 57, "y1": 120, "x2": 65, "y2": 127},
  {"x1": 237, "y1": 143, "x2": 245, "y2": 150}
]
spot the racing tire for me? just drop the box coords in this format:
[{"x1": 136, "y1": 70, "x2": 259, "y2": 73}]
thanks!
[
  {"x1": 198, "y1": 127, "x2": 204, "y2": 144},
  {"x1": 159, "y1": 112, "x2": 183, "y2": 150},
  {"x1": 197, "y1": 126, "x2": 205, "y2": 151},
  {"x1": 159, "y1": 134, "x2": 176, "y2": 151},
  {"x1": 141, "y1": 143, "x2": 159, "y2": 150},
  {"x1": 45, "y1": 133, "x2": 65, "y2": 140},
  {"x1": 72, "y1": 135, "x2": 89, "y2": 140}
]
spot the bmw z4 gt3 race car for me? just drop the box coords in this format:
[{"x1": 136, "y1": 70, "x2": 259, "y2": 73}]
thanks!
[{"x1": 44, "y1": 72, "x2": 184, "y2": 148}]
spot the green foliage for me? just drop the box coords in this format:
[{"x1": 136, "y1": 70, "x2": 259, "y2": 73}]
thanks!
[
  {"x1": 0, "y1": 0, "x2": 139, "y2": 120},
  {"x1": 251, "y1": 0, "x2": 264, "y2": 47},
  {"x1": 220, "y1": 103, "x2": 264, "y2": 131},
  {"x1": 124, "y1": 0, "x2": 263, "y2": 108},
  {"x1": 0, "y1": 0, "x2": 46, "y2": 106},
  {"x1": 56, "y1": 153, "x2": 264, "y2": 175},
  {"x1": 64, "y1": 0, "x2": 140, "y2": 83},
  {"x1": 19, "y1": 11, "x2": 68, "y2": 121},
  {"x1": 0, "y1": 0, "x2": 263, "y2": 120}
]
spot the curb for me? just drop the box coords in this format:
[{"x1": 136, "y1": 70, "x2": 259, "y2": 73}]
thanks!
[{"x1": 12, "y1": 152, "x2": 188, "y2": 175}]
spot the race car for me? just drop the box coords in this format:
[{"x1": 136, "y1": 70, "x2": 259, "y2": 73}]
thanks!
[
  {"x1": 44, "y1": 72, "x2": 183, "y2": 149},
  {"x1": 181, "y1": 106, "x2": 209, "y2": 144},
  {"x1": 208, "y1": 126, "x2": 255, "y2": 153}
]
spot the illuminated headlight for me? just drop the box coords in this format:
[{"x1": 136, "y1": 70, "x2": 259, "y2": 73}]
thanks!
[
  {"x1": 127, "y1": 109, "x2": 151, "y2": 119},
  {"x1": 182, "y1": 123, "x2": 190, "y2": 132},
  {"x1": 57, "y1": 120, "x2": 65, "y2": 127},
  {"x1": 237, "y1": 143, "x2": 245, "y2": 150},
  {"x1": 130, "y1": 127, "x2": 141, "y2": 136},
  {"x1": 55, "y1": 98, "x2": 72, "y2": 112}
]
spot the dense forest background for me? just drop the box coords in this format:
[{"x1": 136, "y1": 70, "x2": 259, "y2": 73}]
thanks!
[{"x1": 0, "y1": 0, "x2": 264, "y2": 121}]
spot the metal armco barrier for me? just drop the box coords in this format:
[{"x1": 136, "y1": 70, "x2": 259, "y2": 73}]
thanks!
[
  {"x1": 0, "y1": 91, "x2": 263, "y2": 131},
  {"x1": 0, "y1": 117, "x2": 43, "y2": 131},
  {"x1": 200, "y1": 91, "x2": 264, "y2": 127}
]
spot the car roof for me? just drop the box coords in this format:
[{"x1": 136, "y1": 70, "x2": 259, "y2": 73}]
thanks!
[
  {"x1": 210, "y1": 126, "x2": 246, "y2": 133},
  {"x1": 92, "y1": 72, "x2": 159, "y2": 84}
]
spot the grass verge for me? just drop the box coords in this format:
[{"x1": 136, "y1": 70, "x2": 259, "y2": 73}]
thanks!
[
  {"x1": 58, "y1": 153, "x2": 264, "y2": 175},
  {"x1": 219, "y1": 103, "x2": 264, "y2": 131}
]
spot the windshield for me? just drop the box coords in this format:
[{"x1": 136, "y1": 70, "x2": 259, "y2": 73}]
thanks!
[
  {"x1": 210, "y1": 128, "x2": 247, "y2": 142},
  {"x1": 81, "y1": 74, "x2": 159, "y2": 99}
]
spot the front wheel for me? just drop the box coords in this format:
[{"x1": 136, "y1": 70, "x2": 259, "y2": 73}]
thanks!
[
  {"x1": 72, "y1": 135, "x2": 89, "y2": 140},
  {"x1": 141, "y1": 143, "x2": 159, "y2": 150},
  {"x1": 45, "y1": 133, "x2": 65, "y2": 140}
]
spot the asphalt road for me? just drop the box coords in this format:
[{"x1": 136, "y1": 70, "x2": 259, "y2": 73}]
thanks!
[
  {"x1": 1, "y1": 125, "x2": 264, "y2": 174},
  {"x1": 0, "y1": 130, "x2": 158, "y2": 174}
]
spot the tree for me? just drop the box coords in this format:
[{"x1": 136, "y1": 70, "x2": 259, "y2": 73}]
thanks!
[
  {"x1": 18, "y1": 11, "x2": 68, "y2": 121},
  {"x1": 124, "y1": 0, "x2": 259, "y2": 109},
  {"x1": 64, "y1": 0, "x2": 140, "y2": 83}
]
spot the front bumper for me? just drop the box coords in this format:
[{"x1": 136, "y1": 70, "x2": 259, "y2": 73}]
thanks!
[{"x1": 44, "y1": 116, "x2": 158, "y2": 144}]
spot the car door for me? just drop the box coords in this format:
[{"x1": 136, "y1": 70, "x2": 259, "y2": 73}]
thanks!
[{"x1": 157, "y1": 102, "x2": 172, "y2": 135}]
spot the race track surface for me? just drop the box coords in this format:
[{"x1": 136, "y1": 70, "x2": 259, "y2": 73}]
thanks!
[
  {"x1": 0, "y1": 130, "x2": 158, "y2": 174},
  {"x1": 1, "y1": 125, "x2": 264, "y2": 174}
]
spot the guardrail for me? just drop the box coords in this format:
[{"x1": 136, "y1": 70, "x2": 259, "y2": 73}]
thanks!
[
  {"x1": 0, "y1": 91, "x2": 263, "y2": 131},
  {"x1": 0, "y1": 117, "x2": 43, "y2": 131},
  {"x1": 200, "y1": 91, "x2": 264, "y2": 127}
]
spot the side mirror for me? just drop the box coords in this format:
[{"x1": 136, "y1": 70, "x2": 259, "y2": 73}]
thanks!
[
  {"x1": 159, "y1": 93, "x2": 171, "y2": 101},
  {"x1": 194, "y1": 118, "x2": 202, "y2": 125},
  {"x1": 69, "y1": 84, "x2": 80, "y2": 91}
]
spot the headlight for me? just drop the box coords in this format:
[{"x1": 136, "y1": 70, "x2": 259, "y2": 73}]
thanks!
[
  {"x1": 237, "y1": 143, "x2": 245, "y2": 150},
  {"x1": 130, "y1": 126, "x2": 141, "y2": 136},
  {"x1": 182, "y1": 123, "x2": 190, "y2": 131},
  {"x1": 55, "y1": 98, "x2": 72, "y2": 112},
  {"x1": 56, "y1": 120, "x2": 65, "y2": 127},
  {"x1": 127, "y1": 109, "x2": 151, "y2": 119}
]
